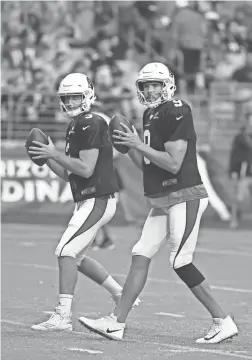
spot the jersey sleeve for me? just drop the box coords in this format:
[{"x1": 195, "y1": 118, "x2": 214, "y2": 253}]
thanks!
[
  {"x1": 162, "y1": 101, "x2": 196, "y2": 143},
  {"x1": 76, "y1": 117, "x2": 103, "y2": 150}
]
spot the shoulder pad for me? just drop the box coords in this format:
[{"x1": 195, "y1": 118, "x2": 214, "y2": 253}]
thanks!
[
  {"x1": 76, "y1": 113, "x2": 103, "y2": 129},
  {"x1": 170, "y1": 100, "x2": 191, "y2": 117},
  {"x1": 93, "y1": 111, "x2": 111, "y2": 125},
  {"x1": 84, "y1": 112, "x2": 95, "y2": 119},
  {"x1": 78, "y1": 112, "x2": 102, "y2": 122},
  {"x1": 143, "y1": 108, "x2": 149, "y2": 118}
]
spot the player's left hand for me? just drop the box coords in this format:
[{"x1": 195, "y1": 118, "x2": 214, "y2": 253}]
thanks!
[
  {"x1": 113, "y1": 123, "x2": 143, "y2": 149},
  {"x1": 28, "y1": 137, "x2": 60, "y2": 159}
]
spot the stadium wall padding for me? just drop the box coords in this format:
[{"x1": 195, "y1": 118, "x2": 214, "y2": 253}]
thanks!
[{"x1": 1, "y1": 144, "x2": 243, "y2": 225}]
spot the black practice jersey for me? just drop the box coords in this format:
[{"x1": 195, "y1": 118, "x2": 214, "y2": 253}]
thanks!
[
  {"x1": 142, "y1": 100, "x2": 203, "y2": 197},
  {"x1": 65, "y1": 112, "x2": 119, "y2": 202}
]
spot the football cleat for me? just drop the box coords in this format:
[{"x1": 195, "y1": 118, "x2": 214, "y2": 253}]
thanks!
[
  {"x1": 196, "y1": 315, "x2": 238, "y2": 344},
  {"x1": 31, "y1": 307, "x2": 72, "y2": 331},
  {"x1": 79, "y1": 314, "x2": 125, "y2": 340}
]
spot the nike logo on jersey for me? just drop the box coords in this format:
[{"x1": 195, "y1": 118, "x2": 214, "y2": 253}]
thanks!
[
  {"x1": 82, "y1": 126, "x2": 90, "y2": 131},
  {"x1": 85, "y1": 114, "x2": 92, "y2": 119},
  {"x1": 106, "y1": 328, "x2": 121, "y2": 334},
  {"x1": 176, "y1": 116, "x2": 183, "y2": 120}
]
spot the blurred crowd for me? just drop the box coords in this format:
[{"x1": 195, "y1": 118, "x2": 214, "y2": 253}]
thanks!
[
  {"x1": 1, "y1": 0, "x2": 252, "y2": 124},
  {"x1": 1, "y1": 0, "x2": 252, "y2": 224}
]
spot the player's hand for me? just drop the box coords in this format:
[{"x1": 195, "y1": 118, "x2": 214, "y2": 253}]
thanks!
[
  {"x1": 113, "y1": 123, "x2": 143, "y2": 149},
  {"x1": 28, "y1": 137, "x2": 60, "y2": 159}
]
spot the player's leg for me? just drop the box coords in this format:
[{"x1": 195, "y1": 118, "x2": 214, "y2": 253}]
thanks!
[
  {"x1": 57, "y1": 198, "x2": 116, "y2": 302},
  {"x1": 79, "y1": 208, "x2": 168, "y2": 339},
  {"x1": 230, "y1": 175, "x2": 241, "y2": 229},
  {"x1": 78, "y1": 256, "x2": 122, "y2": 299},
  {"x1": 114, "y1": 255, "x2": 150, "y2": 322},
  {"x1": 31, "y1": 197, "x2": 116, "y2": 331},
  {"x1": 169, "y1": 198, "x2": 238, "y2": 343},
  {"x1": 78, "y1": 255, "x2": 140, "y2": 308},
  {"x1": 115, "y1": 208, "x2": 168, "y2": 322}
]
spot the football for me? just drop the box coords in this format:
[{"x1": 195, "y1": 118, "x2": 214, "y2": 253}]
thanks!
[
  {"x1": 25, "y1": 128, "x2": 49, "y2": 166},
  {"x1": 108, "y1": 114, "x2": 134, "y2": 154}
]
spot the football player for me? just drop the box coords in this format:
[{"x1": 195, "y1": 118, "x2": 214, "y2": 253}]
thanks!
[
  {"x1": 79, "y1": 63, "x2": 238, "y2": 343},
  {"x1": 28, "y1": 73, "x2": 140, "y2": 331}
]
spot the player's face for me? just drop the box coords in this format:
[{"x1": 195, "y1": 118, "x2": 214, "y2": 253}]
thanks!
[
  {"x1": 64, "y1": 95, "x2": 82, "y2": 109},
  {"x1": 143, "y1": 82, "x2": 163, "y2": 103}
]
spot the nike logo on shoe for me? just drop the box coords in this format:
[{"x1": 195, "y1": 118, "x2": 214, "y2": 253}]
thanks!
[
  {"x1": 106, "y1": 328, "x2": 121, "y2": 334},
  {"x1": 205, "y1": 330, "x2": 221, "y2": 340}
]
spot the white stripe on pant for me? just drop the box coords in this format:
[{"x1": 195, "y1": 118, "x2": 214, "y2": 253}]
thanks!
[
  {"x1": 55, "y1": 197, "x2": 116, "y2": 264},
  {"x1": 132, "y1": 198, "x2": 209, "y2": 268}
]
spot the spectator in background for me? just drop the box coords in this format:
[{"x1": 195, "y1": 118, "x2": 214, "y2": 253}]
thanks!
[
  {"x1": 26, "y1": 12, "x2": 43, "y2": 46},
  {"x1": 225, "y1": 9, "x2": 247, "y2": 51},
  {"x1": 232, "y1": 51, "x2": 252, "y2": 83},
  {"x1": 214, "y1": 51, "x2": 238, "y2": 80},
  {"x1": 170, "y1": 1, "x2": 207, "y2": 93},
  {"x1": 4, "y1": 36, "x2": 24, "y2": 69},
  {"x1": 229, "y1": 117, "x2": 252, "y2": 228},
  {"x1": 89, "y1": 31, "x2": 117, "y2": 85}
]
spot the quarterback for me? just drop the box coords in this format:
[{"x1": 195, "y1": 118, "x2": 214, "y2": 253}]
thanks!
[
  {"x1": 79, "y1": 63, "x2": 238, "y2": 344},
  {"x1": 29, "y1": 73, "x2": 139, "y2": 331}
]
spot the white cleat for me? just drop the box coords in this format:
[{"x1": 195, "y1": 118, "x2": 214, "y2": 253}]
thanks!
[
  {"x1": 79, "y1": 314, "x2": 125, "y2": 340},
  {"x1": 31, "y1": 307, "x2": 72, "y2": 332},
  {"x1": 112, "y1": 293, "x2": 141, "y2": 310},
  {"x1": 196, "y1": 315, "x2": 238, "y2": 344}
]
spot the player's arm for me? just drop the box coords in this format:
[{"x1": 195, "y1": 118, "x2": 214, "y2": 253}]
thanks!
[
  {"x1": 137, "y1": 140, "x2": 187, "y2": 174},
  {"x1": 46, "y1": 159, "x2": 69, "y2": 182},
  {"x1": 53, "y1": 149, "x2": 99, "y2": 178},
  {"x1": 29, "y1": 131, "x2": 99, "y2": 178},
  {"x1": 128, "y1": 148, "x2": 143, "y2": 170},
  {"x1": 52, "y1": 117, "x2": 102, "y2": 178}
]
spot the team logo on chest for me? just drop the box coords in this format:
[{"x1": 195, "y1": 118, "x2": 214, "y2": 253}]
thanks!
[
  {"x1": 147, "y1": 110, "x2": 158, "y2": 126},
  {"x1": 69, "y1": 123, "x2": 75, "y2": 135}
]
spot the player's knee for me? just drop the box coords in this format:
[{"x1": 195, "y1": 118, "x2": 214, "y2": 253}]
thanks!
[
  {"x1": 55, "y1": 244, "x2": 76, "y2": 259},
  {"x1": 174, "y1": 263, "x2": 205, "y2": 288},
  {"x1": 170, "y1": 252, "x2": 193, "y2": 269},
  {"x1": 132, "y1": 242, "x2": 155, "y2": 259},
  {"x1": 76, "y1": 254, "x2": 85, "y2": 266}
]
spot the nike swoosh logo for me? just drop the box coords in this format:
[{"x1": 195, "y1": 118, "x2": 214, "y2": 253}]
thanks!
[
  {"x1": 106, "y1": 328, "x2": 121, "y2": 334},
  {"x1": 205, "y1": 330, "x2": 221, "y2": 340},
  {"x1": 176, "y1": 116, "x2": 183, "y2": 120},
  {"x1": 82, "y1": 126, "x2": 90, "y2": 131}
]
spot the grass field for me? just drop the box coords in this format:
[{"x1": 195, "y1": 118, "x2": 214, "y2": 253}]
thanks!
[{"x1": 1, "y1": 222, "x2": 252, "y2": 360}]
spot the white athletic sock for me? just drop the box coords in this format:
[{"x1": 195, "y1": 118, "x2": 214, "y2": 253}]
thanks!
[
  {"x1": 58, "y1": 294, "x2": 73, "y2": 314},
  {"x1": 101, "y1": 276, "x2": 122, "y2": 296}
]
